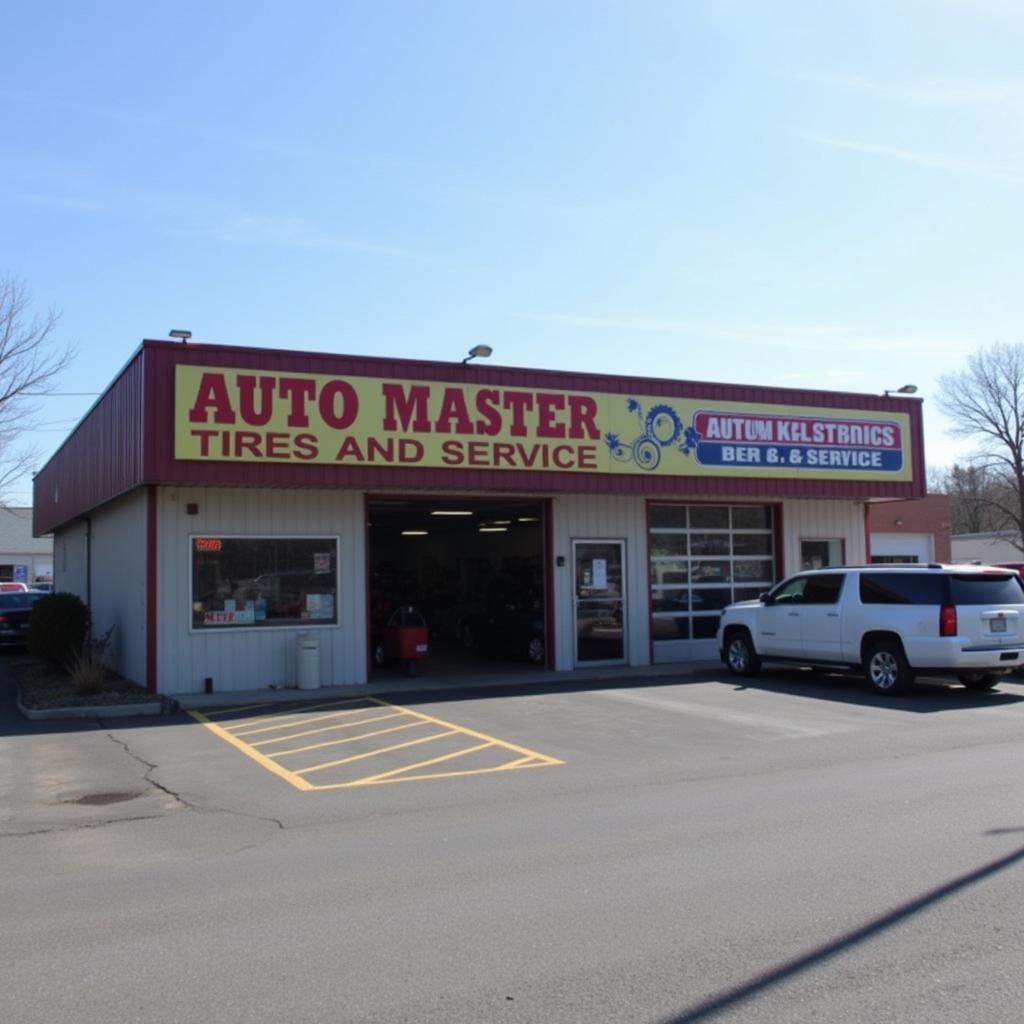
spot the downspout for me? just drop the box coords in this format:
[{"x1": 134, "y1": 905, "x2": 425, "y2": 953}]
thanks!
[{"x1": 77, "y1": 515, "x2": 92, "y2": 613}]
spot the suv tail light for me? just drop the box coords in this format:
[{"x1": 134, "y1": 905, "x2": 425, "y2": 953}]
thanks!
[{"x1": 939, "y1": 604, "x2": 958, "y2": 637}]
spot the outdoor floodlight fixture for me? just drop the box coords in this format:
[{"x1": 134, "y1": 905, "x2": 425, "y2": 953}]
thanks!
[
  {"x1": 883, "y1": 384, "x2": 918, "y2": 396},
  {"x1": 170, "y1": 329, "x2": 192, "y2": 342},
  {"x1": 462, "y1": 344, "x2": 493, "y2": 364}
]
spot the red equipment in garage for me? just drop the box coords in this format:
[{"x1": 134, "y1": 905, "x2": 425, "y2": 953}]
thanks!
[{"x1": 382, "y1": 605, "x2": 428, "y2": 675}]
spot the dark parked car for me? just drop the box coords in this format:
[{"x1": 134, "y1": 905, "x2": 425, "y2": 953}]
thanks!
[
  {"x1": 461, "y1": 579, "x2": 546, "y2": 664},
  {"x1": 0, "y1": 591, "x2": 45, "y2": 647}
]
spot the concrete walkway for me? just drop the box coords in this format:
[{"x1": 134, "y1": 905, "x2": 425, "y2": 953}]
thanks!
[{"x1": 173, "y1": 659, "x2": 724, "y2": 709}]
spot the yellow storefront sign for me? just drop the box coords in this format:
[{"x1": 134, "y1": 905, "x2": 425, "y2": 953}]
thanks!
[{"x1": 174, "y1": 365, "x2": 913, "y2": 481}]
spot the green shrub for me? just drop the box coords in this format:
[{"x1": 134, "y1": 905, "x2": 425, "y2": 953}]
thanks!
[{"x1": 28, "y1": 592, "x2": 90, "y2": 669}]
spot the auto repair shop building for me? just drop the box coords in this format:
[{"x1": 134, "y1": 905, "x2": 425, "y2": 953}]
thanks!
[{"x1": 33, "y1": 340, "x2": 925, "y2": 695}]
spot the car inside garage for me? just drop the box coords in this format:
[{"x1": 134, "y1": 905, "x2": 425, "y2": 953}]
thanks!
[{"x1": 367, "y1": 497, "x2": 548, "y2": 676}]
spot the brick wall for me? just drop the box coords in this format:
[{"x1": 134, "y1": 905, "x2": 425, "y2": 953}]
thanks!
[{"x1": 868, "y1": 494, "x2": 951, "y2": 562}]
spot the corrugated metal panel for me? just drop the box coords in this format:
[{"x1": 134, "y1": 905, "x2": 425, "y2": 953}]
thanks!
[
  {"x1": 550, "y1": 494, "x2": 650, "y2": 670},
  {"x1": 33, "y1": 349, "x2": 147, "y2": 535},
  {"x1": 144, "y1": 340, "x2": 927, "y2": 502},
  {"x1": 89, "y1": 490, "x2": 148, "y2": 686},
  {"x1": 155, "y1": 486, "x2": 366, "y2": 695},
  {"x1": 781, "y1": 499, "x2": 867, "y2": 574},
  {"x1": 53, "y1": 521, "x2": 88, "y2": 598}
]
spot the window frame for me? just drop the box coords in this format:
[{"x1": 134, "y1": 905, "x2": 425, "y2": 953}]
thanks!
[
  {"x1": 648, "y1": 503, "x2": 776, "y2": 642},
  {"x1": 188, "y1": 533, "x2": 341, "y2": 635}
]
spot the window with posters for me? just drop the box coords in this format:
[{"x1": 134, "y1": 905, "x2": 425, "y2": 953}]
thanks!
[{"x1": 190, "y1": 536, "x2": 338, "y2": 630}]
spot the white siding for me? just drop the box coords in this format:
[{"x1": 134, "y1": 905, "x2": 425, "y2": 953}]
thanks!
[
  {"x1": 951, "y1": 533, "x2": 1022, "y2": 564},
  {"x1": 156, "y1": 487, "x2": 366, "y2": 695},
  {"x1": 54, "y1": 520, "x2": 89, "y2": 599},
  {"x1": 550, "y1": 493, "x2": 649, "y2": 670},
  {"x1": 781, "y1": 499, "x2": 867, "y2": 574},
  {"x1": 89, "y1": 490, "x2": 148, "y2": 686},
  {"x1": 144, "y1": 487, "x2": 870, "y2": 690}
]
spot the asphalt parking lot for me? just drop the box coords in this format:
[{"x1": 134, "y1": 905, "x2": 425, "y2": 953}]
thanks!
[{"x1": 4, "y1": 663, "x2": 1024, "y2": 1024}]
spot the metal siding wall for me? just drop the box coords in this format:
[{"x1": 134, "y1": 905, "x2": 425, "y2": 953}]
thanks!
[
  {"x1": 155, "y1": 487, "x2": 366, "y2": 694},
  {"x1": 33, "y1": 352, "x2": 146, "y2": 536},
  {"x1": 89, "y1": 490, "x2": 148, "y2": 686},
  {"x1": 781, "y1": 499, "x2": 867, "y2": 574},
  {"x1": 550, "y1": 494, "x2": 650, "y2": 670},
  {"x1": 53, "y1": 522, "x2": 89, "y2": 600}
]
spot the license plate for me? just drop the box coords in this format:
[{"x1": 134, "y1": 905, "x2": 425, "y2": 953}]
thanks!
[
  {"x1": 992, "y1": 618, "x2": 1007, "y2": 633},
  {"x1": 415, "y1": 643, "x2": 428, "y2": 653}
]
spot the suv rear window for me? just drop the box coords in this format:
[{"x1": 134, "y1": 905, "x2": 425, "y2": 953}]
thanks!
[
  {"x1": 859, "y1": 573, "x2": 945, "y2": 605},
  {"x1": 949, "y1": 573, "x2": 1024, "y2": 605}
]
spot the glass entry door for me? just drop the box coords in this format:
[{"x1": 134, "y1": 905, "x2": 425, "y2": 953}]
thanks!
[{"x1": 573, "y1": 540, "x2": 627, "y2": 665}]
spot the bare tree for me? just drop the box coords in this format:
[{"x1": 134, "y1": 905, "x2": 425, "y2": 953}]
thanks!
[
  {"x1": 0, "y1": 275, "x2": 75, "y2": 503},
  {"x1": 936, "y1": 343, "x2": 1024, "y2": 552},
  {"x1": 929, "y1": 462, "x2": 1012, "y2": 535}
]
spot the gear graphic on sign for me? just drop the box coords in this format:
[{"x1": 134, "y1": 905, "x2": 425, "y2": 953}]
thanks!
[{"x1": 603, "y1": 399, "x2": 699, "y2": 471}]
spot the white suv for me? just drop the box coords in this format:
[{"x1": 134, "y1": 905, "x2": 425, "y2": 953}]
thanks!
[{"x1": 716, "y1": 564, "x2": 1024, "y2": 694}]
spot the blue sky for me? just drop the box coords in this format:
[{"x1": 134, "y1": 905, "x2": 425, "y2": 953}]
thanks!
[{"x1": 4, "y1": 0, "x2": 1022, "y2": 504}]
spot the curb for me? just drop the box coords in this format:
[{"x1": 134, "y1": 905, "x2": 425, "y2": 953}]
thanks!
[
  {"x1": 16, "y1": 689, "x2": 168, "y2": 721},
  {"x1": 173, "y1": 661, "x2": 726, "y2": 710}
]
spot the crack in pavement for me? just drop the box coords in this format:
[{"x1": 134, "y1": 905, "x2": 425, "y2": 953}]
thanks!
[{"x1": 104, "y1": 732, "x2": 289, "y2": 835}]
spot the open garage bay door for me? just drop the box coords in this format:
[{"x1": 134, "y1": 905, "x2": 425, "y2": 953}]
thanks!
[{"x1": 368, "y1": 498, "x2": 548, "y2": 678}]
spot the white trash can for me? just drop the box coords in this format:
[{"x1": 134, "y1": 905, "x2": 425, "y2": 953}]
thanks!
[{"x1": 296, "y1": 632, "x2": 321, "y2": 690}]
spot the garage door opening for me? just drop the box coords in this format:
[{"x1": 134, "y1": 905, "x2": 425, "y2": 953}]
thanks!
[{"x1": 368, "y1": 498, "x2": 549, "y2": 679}]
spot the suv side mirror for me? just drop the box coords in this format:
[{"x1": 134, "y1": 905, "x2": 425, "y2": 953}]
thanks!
[{"x1": 759, "y1": 591, "x2": 770, "y2": 604}]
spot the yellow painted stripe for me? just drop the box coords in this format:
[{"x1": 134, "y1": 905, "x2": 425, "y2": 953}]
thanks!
[
  {"x1": 320, "y1": 759, "x2": 554, "y2": 789},
  {"x1": 294, "y1": 729, "x2": 460, "y2": 775},
  {"x1": 232, "y1": 704, "x2": 380, "y2": 738},
  {"x1": 249, "y1": 711, "x2": 404, "y2": 747},
  {"x1": 353, "y1": 741, "x2": 493, "y2": 784},
  {"x1": 187, "y1": 710, "x2": 313, "y2": 791},
  {"x1": 373, "y1": 700, "x2": 566, "y2": 765},
  {"x1": 221, "y1": 698, "x2": 374, "y2": 732},
  {"x1": 200, "y1": 701, "x2": 291, "y2": 718},
  {"x1": 270, "y1": 719, "x2": 428, "y2": 757}
]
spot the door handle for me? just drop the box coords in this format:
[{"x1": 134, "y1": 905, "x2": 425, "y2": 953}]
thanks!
[
  {"x1": 827, "y1": 612, "x2": 839, "y2": 618},
  {"x1": 787, "y1": 611, "x2": 799, "y2": 617}
]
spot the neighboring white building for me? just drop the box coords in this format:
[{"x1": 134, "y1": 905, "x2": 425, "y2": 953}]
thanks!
[
  {"x1": 0, "y1": 506, "x2": 53, "y2": 584},
  {"x1": 951, "y1": 531, "x2": 1023, "y2": 565}
]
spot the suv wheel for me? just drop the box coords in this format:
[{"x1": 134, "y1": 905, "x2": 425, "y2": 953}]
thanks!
[
  {"x1": 957, "y1": 671, "x2": 1001, "y2": 691},
  {"x1": 864, "y1": 641, "x2": 913, "y2": 695},
  {"x1": 725, "y1": 630, "x2": 761, "y2": 677}
]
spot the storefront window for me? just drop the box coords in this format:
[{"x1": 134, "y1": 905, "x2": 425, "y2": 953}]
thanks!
[
  {"x1": 649, "y1": 505, "x2": 775, "y2": 643},
  {"x1": 801, "y1": 539, "x2": 844, "y2": 570},
  {"x1": 191, "y1": 536, "x2": 338, "y2": 630}
]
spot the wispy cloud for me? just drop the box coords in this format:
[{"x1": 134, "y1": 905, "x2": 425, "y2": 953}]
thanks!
[
  {"x1": 801, "y1": 72, "x2": 1024, "y2": 108},
  {"x1": 807, "y1": 135, "x2": 1022, "y2": 185},
  {"x1": 209, "y1": 214, "x2": 422, "y2": 259},
  {"x1": 524, "y1": 313, "x2": 968, "y2": 356}
]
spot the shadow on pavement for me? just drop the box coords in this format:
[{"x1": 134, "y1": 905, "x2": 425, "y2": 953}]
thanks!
[
  {"x1": 728, "y1": 666, "x2": 1024, "y2": 713},
  {"x1": 656, "y1": 837, "x2": 1024, "y2": 1024},
  {"x1": 4, "y1": 653, "x2": 1023, "y2": 738}
]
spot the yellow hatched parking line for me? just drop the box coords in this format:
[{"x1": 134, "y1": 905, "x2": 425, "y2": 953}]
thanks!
[
  {"x1": 188, "y1": 696, "x2": 562, "y2": 791},
  {"x1": 231, "y1": 703, "x2": 383, "y2": 738},
  {"x1": 249, "y1": 711, "x2": 405, "y2": 747},
  {"x1": 206, "y1": 697, "x2": 372, "y2": 728},
  {"x1": 268, "y1": 718, "x2": 427, "y2": 757}
]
